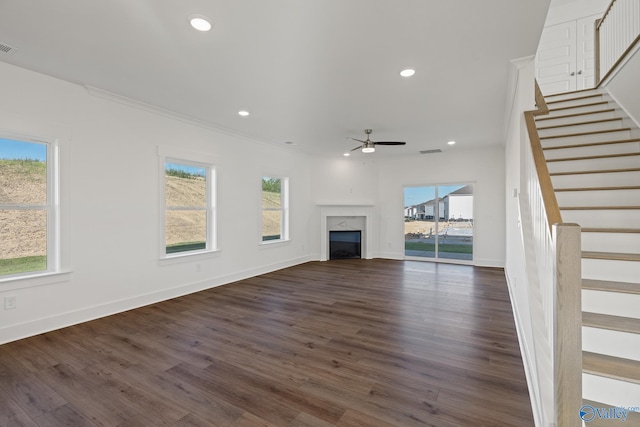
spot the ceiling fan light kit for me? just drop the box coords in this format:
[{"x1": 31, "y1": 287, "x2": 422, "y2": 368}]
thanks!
[{"x1": 347, "y1": 129, "x2": 406, "y2": 154}]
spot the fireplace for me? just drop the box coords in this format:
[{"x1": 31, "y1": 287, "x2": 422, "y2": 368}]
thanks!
[
  {"x1": 329, "y1": 230, "x2": 362, "y2": 259},
  {"x1": 319, "y1": 205, "x2": 374, "y2": 261}
]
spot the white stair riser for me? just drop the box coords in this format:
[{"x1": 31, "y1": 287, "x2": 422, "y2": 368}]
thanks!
[
  {"x1": 552, "y1": 171, "x2": 640, "y2": 189},
  {"x1": 582, "y1": 231, "x2": 640, "y2": 253},
  {"x1": 583, "y1": 289, "x2": 640, "y2": 320},
  {"x1": 547, "y1": 156, "x2": 640, "y2": 173},
  {"x1": 562, "y1": 209, "x2": 640, "y2": 228},
  {"x1": 544, "y1": 142, "x2": 640, "y2": 159},
  {"x1": 538, "y1": 120, "x2": 624, "y2": 138},
  {"x1": 556, "y1": 189, "x2": 640, "y2": 207},
  {"x1": 536, "y1": 110, "x2": 616, "y2": 127},
  {"x1": 583, "y1": 374, "x2": 640, "y2": 409},
  {"x1": 541, "y1": 129, "x2": 632, "y2": 146},
  {"x1": 547, "y1": 96, "x2": 604, "y2": 110},
  {"x1": 583, "y1": 327, "x2": 640, "y2": 362},
  {"x1": 547, "y1": 103, "x2": 610, "y2": 117},
  {"x1": 583, "y1": 258, "x2": 640, "y2": 284}
]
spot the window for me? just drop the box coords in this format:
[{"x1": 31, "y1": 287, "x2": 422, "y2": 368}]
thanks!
[
  {"x1": 0, "y1": 136, "x2": 58, "y2": 278},
  {"x1": 261, "y1": 176, "x2": 288, "y2": 242},
  {"x1": 162, "y1": 158, "x2": 216, "y2": 257},
  {"x1": 404, "y1": 184, "x2": 473, "y2": 261}
]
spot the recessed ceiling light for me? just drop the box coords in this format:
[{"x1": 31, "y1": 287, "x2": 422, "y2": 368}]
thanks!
[
  {"x1": 189, "y1": 15, "x2": 212, "y2": 32},
  {"x1": 238, "y1": 110, "x2": 250, "y2": 117},
  {"x1": 343, "y1": 153, "x2": 350, "y2": 157},
  {"x1": 400, "y1": 68, "x2": 416, "y2": 77},
  {"x1": 447, "y1": 140, "x2": 456, "y2": 145},
  {"x1": 284, "y1": 141, "x2": 295, "y2": 145}
]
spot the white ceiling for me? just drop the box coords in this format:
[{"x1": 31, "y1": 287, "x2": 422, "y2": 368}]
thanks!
[{"x1": 0, "y1": 0, "x2": 551, "y2": 157}]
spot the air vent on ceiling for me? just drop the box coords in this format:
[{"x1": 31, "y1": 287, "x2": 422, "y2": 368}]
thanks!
[
  {"x1": 0, "y1": 42, "x2": 16, "y2": 55},
  {"x1": 419, "y1": 149, "x2": 443, "y2": 154}
]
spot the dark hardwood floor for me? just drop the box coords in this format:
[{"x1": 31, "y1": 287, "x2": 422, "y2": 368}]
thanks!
[{"x1": 0, "y1": 259, "x2": 534, "y2": 426}]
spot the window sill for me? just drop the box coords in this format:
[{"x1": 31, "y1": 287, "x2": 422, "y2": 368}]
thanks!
[
  {"x1": 259, "y1": 239, "x2": 291, "y2": 248},
  {"x1": 159, "y1": 249, "x2": 221, "y2": 266},
  {"x1": 0, "y1": 270, "x2": 72, "y2": 291}
]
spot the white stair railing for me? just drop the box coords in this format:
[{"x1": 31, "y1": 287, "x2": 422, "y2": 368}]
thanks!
[
  {"x1": 596, "y1": 0, "x2": 640, "y2": 83},
  {"x1": 521, "y1": 83, "x2": 583, "y2": 427}
]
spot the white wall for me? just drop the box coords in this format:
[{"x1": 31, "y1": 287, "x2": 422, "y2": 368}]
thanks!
[
  {"x1": 311, "y1": 148, "x2": 506, "y2": 266},
  {"x1": 544, "y1": 0, "x2": 609, "y2": 26},
  {"x1": 606, "y1": 48, "x2": 640, "y2": 128},
  {"x1": 504, "y1": 57, "x2": 546, "y2": 426},
  {"x1": 0, "y1": 62, "x2": 315, "y2": 344}
]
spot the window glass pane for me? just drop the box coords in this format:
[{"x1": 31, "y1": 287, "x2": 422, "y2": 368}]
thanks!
[
  {"x1": 439, "y1": 185, "x2": 473, "y2": 260},
  {"x1": 0, "y1": 138, "x2": 47, "y2": 205},
  {"x1": 262, "y1": 210, "x2": 282, "y2": 241},
  {"x1": 0, "y1": 209, "x2": 47, "y2": 276},
  {"x1": 165, "y1": 162, "x2": 206, "y2": 208},
  {"x1": 165, "y1": 210, "x2": 206, "y2": 254},
  {"x1": 404, "y1": 186, "x2": 436, "y2": 258},
  {"x1": 262, "y1": 177, "x2": 282, "y2": 209}
]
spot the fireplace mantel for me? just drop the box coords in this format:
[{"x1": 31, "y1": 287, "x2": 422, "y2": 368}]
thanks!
[{"x1": 319, "y1": 205, "x2": 374, "y2": 261}]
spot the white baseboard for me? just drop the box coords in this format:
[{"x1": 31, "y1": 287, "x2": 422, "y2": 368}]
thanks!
[{"x1": 0, "y1": 255, "x2": 315, "y2": 345}]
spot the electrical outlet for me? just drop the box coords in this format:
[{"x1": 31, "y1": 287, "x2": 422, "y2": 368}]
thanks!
[{"x1": 4, "y1": 296, "x2": 17, "y2": 310}]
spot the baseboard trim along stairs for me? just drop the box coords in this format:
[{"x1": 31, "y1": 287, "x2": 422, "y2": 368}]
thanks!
[{"x1": 536, "y1": 88, "x2": 640, "y2": 418}]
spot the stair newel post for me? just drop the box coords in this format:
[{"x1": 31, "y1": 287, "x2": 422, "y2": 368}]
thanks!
[{"x1": 553, "y1": 223, "x2": 582, "y2": 427}]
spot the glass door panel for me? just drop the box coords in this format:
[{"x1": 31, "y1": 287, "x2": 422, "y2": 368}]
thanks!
[{"x1": 404, "y1": 184, "x2": 473, "y2": 261}]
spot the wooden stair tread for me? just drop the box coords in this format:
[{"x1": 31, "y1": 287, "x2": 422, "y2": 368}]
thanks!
[
  {"x1": 543, "y1": 137, "x2": 640, "y2": 150},
  {"x1": 583, "y1": 312, "x2": 640, "y2": 334},
  {"x1": 583, "y1": 279, "x2": 640, "y2": 294},
  {"x1": 583, "y1": 351, "x2": 640, "y2": 384},
  {"x1": 546, "y1": 94, "x2": 603, "y2": 104},
  {"x1": 555, "y1": 186, "x2": 640, "y2": 192},
  {"x1": 546, "y1": 152, "x2": 640, "y2": 162},
  {"x1": 582, "y1": 227, "x2": 640, "y2": 233},
  {"x1": 545, "y1": 88, "x2": 601, "y2": 98},
  {"x1": 537, "y1": 117, "x2": 622, "y2": 130},
  {"x1": 582, "y1": 400, "x2": 640, "y2": 426},
  {"x1": 547, "y1": 101, "x2": 609, "y2": 113},
  {"x1": 535, "y1": 108, "x2": 615, "y2": 122},
  {"x1": 560, "y1": 205, "x2": 640, "y2": 210},
  {"x1": 582, "y1": 251, "x2": 640, "y2": 262},
  {"x1": 551, "y1": 167, "x2": 640, "y2": 176},
  {"x1": 540, "y1": 128, "x2": 631, "y2": 140}
]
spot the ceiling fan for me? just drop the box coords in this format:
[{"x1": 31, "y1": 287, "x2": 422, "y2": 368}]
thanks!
[{"x1": 347, "y1": 129, "x2": 406, "y2": 153}]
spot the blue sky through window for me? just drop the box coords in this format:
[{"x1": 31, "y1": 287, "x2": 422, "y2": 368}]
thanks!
[
  {"x1": 404, "y1": 184, "x2": 465, "y2": 207},
  {"x1": 165, "y1": 162, "x2": 206, "y2": 177},
  {"x1": 0, "y1": 138, "x2": 47, "y2": 161}
]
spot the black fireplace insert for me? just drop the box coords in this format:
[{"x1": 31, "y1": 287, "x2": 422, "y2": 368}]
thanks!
[{"x1": 329, "y1": 230, "x2": 361, "y2": 259}]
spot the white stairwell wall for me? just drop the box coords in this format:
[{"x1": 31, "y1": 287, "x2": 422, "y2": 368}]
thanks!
[{"x1": 538, "y1": 88, "x2": 640, "y2": 411}]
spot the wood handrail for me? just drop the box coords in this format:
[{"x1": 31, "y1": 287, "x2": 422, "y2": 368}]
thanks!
[
  {"x1": 525, "y1": 82, "x2": 562, "y2": 228},
  {"x1": 596, "y1": 0, "x2": 617, "y2": 31}
]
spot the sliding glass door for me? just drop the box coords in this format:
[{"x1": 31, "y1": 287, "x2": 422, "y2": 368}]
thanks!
[{"x1": 404, "y1": 184, "x2": 473, "y2": 261}]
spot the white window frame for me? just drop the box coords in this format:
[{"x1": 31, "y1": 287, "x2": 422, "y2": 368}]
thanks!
[
  {"x1": 260, "y1": 175, "x2": 289, "y2": 244},
  {"x1": 158, "y1": 147, "x2": 217, "y2": 260},
  {"x1": 0, "y1": 132, "x2": 60, "y2": 282}
]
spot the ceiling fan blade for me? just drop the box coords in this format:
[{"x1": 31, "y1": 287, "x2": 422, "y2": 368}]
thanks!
[
  {"x1": 350, "y1": 145, "x2": 363, "y2": 151},
  {"x1": 374, "y1": 141, "x2": 406, "y2": 146},
  {"x1": 347, "y1": 137, "x2": 366, "y2": 143}
]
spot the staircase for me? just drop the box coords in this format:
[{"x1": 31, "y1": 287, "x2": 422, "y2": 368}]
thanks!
[{"x1": 535, "y1": 88, "x2": 640, "y2": 422}]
